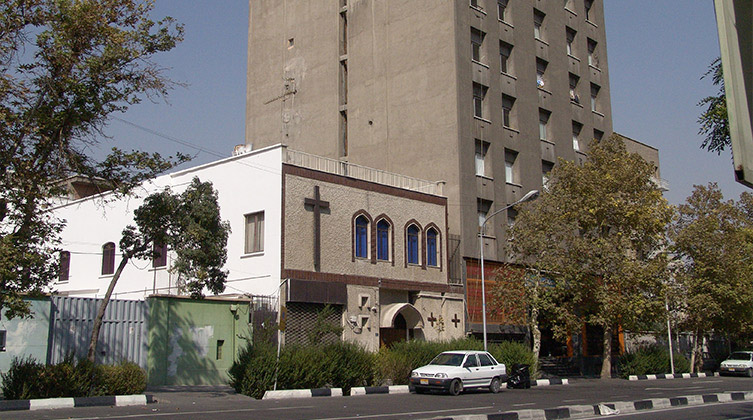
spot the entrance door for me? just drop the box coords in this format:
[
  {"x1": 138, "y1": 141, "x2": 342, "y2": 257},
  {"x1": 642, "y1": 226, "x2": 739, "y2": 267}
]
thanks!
[{"x1": 380, "y1": 313, "x2": 409, "y2": 348}]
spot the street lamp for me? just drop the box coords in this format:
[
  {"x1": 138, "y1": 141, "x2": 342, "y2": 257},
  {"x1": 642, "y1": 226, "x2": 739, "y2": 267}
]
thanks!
[{"x1": 478, "y1": 189, "x2": 539, "y2": 351}]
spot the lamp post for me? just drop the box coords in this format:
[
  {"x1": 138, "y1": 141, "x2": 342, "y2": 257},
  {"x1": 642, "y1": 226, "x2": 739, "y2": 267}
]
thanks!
[{"x1": 479, "y1": 190, "x2": 539, "y2": 351}]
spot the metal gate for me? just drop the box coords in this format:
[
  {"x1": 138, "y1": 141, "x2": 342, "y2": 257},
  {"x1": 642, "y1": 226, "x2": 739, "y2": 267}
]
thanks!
[{"x1": 47, "y1": 296, "x2": 147, "y2": 368}]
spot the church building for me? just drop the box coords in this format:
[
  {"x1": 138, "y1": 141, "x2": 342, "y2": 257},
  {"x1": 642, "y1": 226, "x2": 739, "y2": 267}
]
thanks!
[{"x1": 51, "y1": 144, "x2": 465, "y2": 350}]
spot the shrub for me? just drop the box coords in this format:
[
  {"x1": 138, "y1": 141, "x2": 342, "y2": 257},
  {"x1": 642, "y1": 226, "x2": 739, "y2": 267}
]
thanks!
[
  {"x1": 99, "y1": 362, "x2": 147, "y2": 395},
  {"x1": 0, "y1": 356, "x2": 146, "y2": 400},
  {"x1": 1, "y1": 356, "x2": 44, "y2": 400},
  {"x1": 489, "y1": 341, "x2": 539, "y2": 379},
  {"x1": 617, "y1": 345, "x2": 690, "y2": 378}
]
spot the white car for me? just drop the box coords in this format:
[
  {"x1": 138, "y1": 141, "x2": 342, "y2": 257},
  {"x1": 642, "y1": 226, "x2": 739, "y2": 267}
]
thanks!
[
  {"x1": 409, "y1": 350, "x2": 507, "y2": 395},
  {"x1": 719, "y1": 351, "x2": 753, "y2": 377}
]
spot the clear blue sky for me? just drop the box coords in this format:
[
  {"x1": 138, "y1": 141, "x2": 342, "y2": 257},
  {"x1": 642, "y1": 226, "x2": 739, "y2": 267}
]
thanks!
[{"x1": 100, "y1": 0, "x2": 749, "y2": 206}]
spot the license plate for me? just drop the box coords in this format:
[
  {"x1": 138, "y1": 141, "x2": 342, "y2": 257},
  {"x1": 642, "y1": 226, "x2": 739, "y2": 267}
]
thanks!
[{"x1": 420, "y1": 379, "x2": 428, "y2": 385}]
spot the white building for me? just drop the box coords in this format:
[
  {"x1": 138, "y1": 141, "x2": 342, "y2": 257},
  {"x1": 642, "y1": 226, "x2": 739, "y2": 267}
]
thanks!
[{"x1": 52, "y1": 144, "x2": 465, "y2": 350}]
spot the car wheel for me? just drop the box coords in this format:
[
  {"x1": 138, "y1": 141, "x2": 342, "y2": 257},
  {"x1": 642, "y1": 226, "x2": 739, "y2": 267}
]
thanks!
[
  {"x1": 747, "y1": 368, "x2": 753, "y2": 378},
  {"x1": 489, "y1": 377, "x2": 501, "y2": 394},
  {"x1": 449, "y1": 379, "x2": 462, "y2": 396}
]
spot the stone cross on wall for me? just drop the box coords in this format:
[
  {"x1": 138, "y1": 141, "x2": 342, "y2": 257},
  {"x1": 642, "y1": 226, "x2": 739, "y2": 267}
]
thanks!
[{"x1": 304, "y1": 185, "x2": 330, "y2": 272}]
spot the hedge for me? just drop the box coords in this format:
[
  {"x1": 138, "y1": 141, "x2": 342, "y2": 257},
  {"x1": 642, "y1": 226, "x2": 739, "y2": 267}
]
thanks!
[
  {"x1": 616, "y1": 345, "x2": 690, "y2": 379},
  {"x1": 1, "y1": 356, "x2": 146, "y2": 400},
  {"x1": 229, "y1": 337, "x2": 538, "y2": 398}
]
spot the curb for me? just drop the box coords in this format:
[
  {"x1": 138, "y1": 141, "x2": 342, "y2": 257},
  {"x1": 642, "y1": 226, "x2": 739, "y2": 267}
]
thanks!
[
  {"x1": 437, "y1": 391, "x2": 753, "y2": 420},
  {"x1": 0, "y1": 394, "x2": 154, "y2": 412},
  {"x1": 531, "y1": 378, "x2": 569, "y2": 386},
  {"x1": 629, "y1": 372, "x2": 719, "y2": 381},
  {"x1": 262, "y1": 388, "x2": 343, "y2": 400},
  {"x1": 351, "y1": 385, "x2": 410, "y2": 396}
]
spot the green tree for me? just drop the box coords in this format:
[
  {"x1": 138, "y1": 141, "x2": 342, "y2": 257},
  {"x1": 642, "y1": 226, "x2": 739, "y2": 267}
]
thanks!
[
  {"x1": 670, "y1": 184, "x2": 753, "y2": 371},
  {"x1": 489, "y1": 266, "x2": 551, "y2": 362},
  {"x1": 0, "y1": 0, "x2": 187, "y2": 320},
  {"x1": 508, "y1": 135, "x2": 673, "y2": 379},
  {"x1": 88, "y1": 177, "x2": 230, "y2": 362},
  {"x1": 698, "y1": 58, "x2": 730, "y2": 154}
]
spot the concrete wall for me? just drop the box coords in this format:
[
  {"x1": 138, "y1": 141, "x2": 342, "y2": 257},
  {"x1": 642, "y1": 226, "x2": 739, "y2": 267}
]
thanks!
[
  {"x1": 147, "y1": 296, "x2": 253, "y2": 386},
  {"x1": 51, "y1": 144, "x2": 284, "y2": 300},
  {"x1": 245, "y1": 0, "x2": 616, "y2": 266},
  {"x1": 0, "y1": 298, "x2": 51, "y2": 374}
]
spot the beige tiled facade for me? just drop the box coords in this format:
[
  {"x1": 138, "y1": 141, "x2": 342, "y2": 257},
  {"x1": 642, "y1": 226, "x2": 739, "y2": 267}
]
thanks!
[{"x1": 247, "y1": 0, "x2": 614, "y2": 269}]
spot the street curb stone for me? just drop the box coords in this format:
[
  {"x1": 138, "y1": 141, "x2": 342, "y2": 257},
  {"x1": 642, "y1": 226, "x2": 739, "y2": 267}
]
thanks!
[
  {"x1": 435, "y1": 391, "x2": 753, "y2": 419},
  {"x1": 628, "y1": 372, "x2": 719, "y2": 380},
  {"x1": 0, "y1": 394, "x2": 153, "y2": 412},
  {"x1": 262, "y1": 387, "x2": 343, "y2": 400},
  {"x1": 351, "y1": 385, "x2": 410, "y2": 396}
]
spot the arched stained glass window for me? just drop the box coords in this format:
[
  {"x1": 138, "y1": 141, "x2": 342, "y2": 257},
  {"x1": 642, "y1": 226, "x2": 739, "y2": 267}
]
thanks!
[
  {"x1": 377, "y1": 220, "x2": 390, "y2": 261},
  {"x1": 407, "y1": 225, "x2": 419, "y2": 265},
  {"x1": 355, "y1": 215, "x2": 369, "y2": 259},
  {"x1": 426, "y1": 228, "x2": 438, "y2": 267}
]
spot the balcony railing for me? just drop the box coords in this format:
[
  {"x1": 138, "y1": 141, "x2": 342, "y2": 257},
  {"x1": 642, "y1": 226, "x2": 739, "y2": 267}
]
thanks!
[{"x1": 284, "y1": 148, "x2": 445, "y2": 196}]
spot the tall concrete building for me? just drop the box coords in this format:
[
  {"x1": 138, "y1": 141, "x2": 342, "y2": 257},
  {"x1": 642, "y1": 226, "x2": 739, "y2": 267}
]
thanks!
[{"x1": 246, "y1": 0, "x2": 614, "y2": 338}]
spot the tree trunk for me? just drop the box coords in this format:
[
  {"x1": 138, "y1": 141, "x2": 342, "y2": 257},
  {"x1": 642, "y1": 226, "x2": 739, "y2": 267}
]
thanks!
[
  {"x1": 600, "y1": 326, "x2": 612, "y2": 379},
  {"x1": 87, "y1": 256, "x2": 129, "y2": 363},
  {"x1": 689, "y1": 329, "x2": 703, "y2": 374},
  {"x1": 530, "y1": 305, "x2": 541, "y2": 361}
]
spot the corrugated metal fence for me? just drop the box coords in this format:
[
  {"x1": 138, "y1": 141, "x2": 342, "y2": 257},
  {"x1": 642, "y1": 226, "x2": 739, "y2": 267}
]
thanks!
[{"x1": 47, "y1": 296, "x2": 147, "y2": 368}]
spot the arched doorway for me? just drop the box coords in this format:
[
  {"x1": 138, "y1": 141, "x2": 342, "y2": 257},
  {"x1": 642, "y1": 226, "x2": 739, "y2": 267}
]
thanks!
[{"x1": 380, "y1": 303, "x2": 424, "y2": 348}]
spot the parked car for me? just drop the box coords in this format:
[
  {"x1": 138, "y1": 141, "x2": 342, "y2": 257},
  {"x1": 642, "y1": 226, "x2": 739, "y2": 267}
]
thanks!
[
  {"x1": 410, "y1": 350, "x2": 507, "y2": 395},
  {"x1": 719, "y1": 351, "x2": 753, "y2": 377}
]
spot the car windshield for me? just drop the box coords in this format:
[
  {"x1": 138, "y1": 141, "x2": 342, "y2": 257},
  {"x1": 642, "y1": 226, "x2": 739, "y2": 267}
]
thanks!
[
  {"x1": 727, "y1": 352, "x2": 752, "y2": 361},
  {"x1": 429, "y1": 353, "x2": 465, "y2": 366}
]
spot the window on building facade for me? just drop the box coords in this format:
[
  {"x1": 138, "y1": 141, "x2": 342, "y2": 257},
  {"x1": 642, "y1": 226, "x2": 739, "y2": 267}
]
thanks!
[
  {"x1": 536, "y1": 57, "x2": 548, "y2": 89},
  {"x1": 533, "y1": 9, "x2": 545, "y2": 40},
  {"x1": 477, "y1": 199, "x2": 493, "y2": 235},
  {"x1": 542, "y1": 160, "x2": 554, "y2": 190},
  {"x1": 475, "y1": 139, "x2": 490, "y2": 177},
  {"x1": 406, "y1": 224, "x2": 420, "y2": 264},
  {"x1": 101, "y1": 242, "x2": 115, "y2": 276},
  {"x1": 564, "y1": 0, "x2": 575, "y2": 11},
  {"x1": 471, "y1": 28, "x2": 485, "y2": 63},
  {"x1": 569, "y1": 73, "x2": 580, "y2": 103},
  {"x1": 507, "y1": 207, "x2": 518, "y2": 227},
  {"x1": 355, "y1": 215, "x2": 369, "y2": 259},
  {"x1": 594, "y1": 128, "x2": 604, "y2": 141},
  {"x1": 59, "y1": 251, "x2": 70, "y2": 282},
  {"x1": 590, "y1": 83, "x2": 600, "y2": 112},
  {"x1": 505, "y1": 149, "x2": 518, "y2": 184},
  {"x1": 473, "y1": 82, "x2": 487, "y2": 119},
  {"x1": 566, "y1": 27, "x2": 576, "y2": 56},
  {"x1": 499, "y1": 41, "x2": 513, "y2": 74},
  {"x1": 426, "y1": 227, "x2": 439, "y2": 267},
  {"x1": 244, "y1": 211, "x2": 265, "y2": 254},
  {"x1": 572, "y1": 121, "x2": 583, "y2": 151},
  {"x1": 585, "y1": 0, "x2": 593, "y2": 21},
  {"x1": 587, "y1": 38, "x2": 598, "y2": 67},
  {"x1": 152, "y1": 242, "x2": 167, "y2": 268},
  {"x1": 470, "y1": 0, "x2": 482, "y2": 10},
  {"x1": 502, "y1": 94, "x2": 515, "y2": 128},
  {"x1": 539, "y1": 109, "x2": 550, "y2": 140},
  {"x1": 498, "y1": 0, "x2": 509, "y2": 22},
  {"x1": 376, "y1": 219, "x2": 391, "y2": 261}
]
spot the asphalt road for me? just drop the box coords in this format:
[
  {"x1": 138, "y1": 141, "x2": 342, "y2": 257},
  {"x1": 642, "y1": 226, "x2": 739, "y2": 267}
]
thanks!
[{"x1": 4, "y1": 376, "x2": 753, "y2": 420}]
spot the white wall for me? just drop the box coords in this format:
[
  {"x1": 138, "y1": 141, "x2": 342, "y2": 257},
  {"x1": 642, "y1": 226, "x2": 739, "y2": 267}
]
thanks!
[{"x1": 52, "y1": 145, "x2": 284, "y2": 300}]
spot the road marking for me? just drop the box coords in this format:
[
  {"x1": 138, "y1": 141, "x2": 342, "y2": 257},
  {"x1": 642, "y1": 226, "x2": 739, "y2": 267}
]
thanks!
[
  {"x1": 644, "y1": 386, "x2": 705, "y2": 390},
  {"x1": 308, "y1": 405, "x2": 497, "y2": 420},
  {"x1": 562, "y1": 399, "x2": 585, "y2": 402},
  {"x1": 512, "y1": 402, "x2": 536, "y2": 407},
  {"x1": 45, "y1": 405, "x2": 315, "y2": 420}
]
